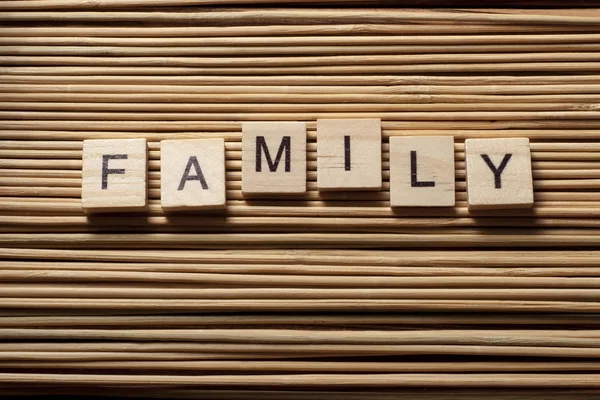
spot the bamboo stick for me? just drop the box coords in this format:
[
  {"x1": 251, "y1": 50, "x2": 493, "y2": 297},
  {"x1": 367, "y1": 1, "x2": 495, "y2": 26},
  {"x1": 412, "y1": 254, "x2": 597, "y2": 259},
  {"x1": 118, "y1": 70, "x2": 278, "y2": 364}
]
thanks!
[
  {"x1": 4, "y1": 215, "x2": 600, "y2": 231},
  {"x1": 0, "y1": 286, "x2": 599, "y2": 301},
  {"x1": 1, "y1": 248, "x2": 595, "y2": 266},
  {"x1": 3, "y1": 328, "x2": 600, "y2": 343},
  {"x1": 4, "y1": 261, "x2": 600, "y2": 278},
  {"x1": 1, "y1": 9, "x2": 600, "y2": 25},
  {"x1": 4, "y1": 54, "x2": 600, "y2": 67},
  {"x1": 1, "y1": 314, "x2": 595, "y2": 328},
  {"x1": 4, "y1": 102, "x2": 600, "y2": 113},
  {"x1": 3, "y1": 94, "x2": 600, "y2": 106},
  {"x1": 1, "y1": 372, "x2": 600, "y2": 387},
  {"x1": 4, "y1": 62, "x2": 600, "y2": 75},
  {"x1": 5, "y1": 82, "x2": 600, "y2": 96},
  {"x1": 7, "y1": 110, "x2": 600, "y2": 121},
  {"x1": 5, "y1": 223, "x2": 600, "y2": 234},
  {"x1": 3, "y1": 298, "x2": 600, "y2": 312},
  {"x1": 3, "y1": 231, "x2": 600, "y2": 249},
  {"x1": 7, "y1": 121, "x2": 600, "y2": 135},
  {"x1": 5, "y1": 1, "x2": 596, "y2": 11},
  {"x1": 3, "y1": 388, "x2": 598, "y2": 400},
  {"x1": 6, "y1": 74, "x2": 600, "y2": 86},
  {"x1": 2, "y1": 342, "x2": 600, "y2": 358},
  {"x1": 27, "y1": 388, "x2": 598, "y2": 400},
  {"x1": 2, "y1": 270, "x2": 600, "y2": 284},
  {"x1": 3, "y1": 360, "x2": 600, "y2": 372},
  {"x1": 3, "y1": 34, "x2": 600, "y2": 46},
  {"x1": 1, "y1": 24, "x2": 596, "y2": 38},
  {"x1": 6, "y1": 44, "x2": 600, "y2": 56}
]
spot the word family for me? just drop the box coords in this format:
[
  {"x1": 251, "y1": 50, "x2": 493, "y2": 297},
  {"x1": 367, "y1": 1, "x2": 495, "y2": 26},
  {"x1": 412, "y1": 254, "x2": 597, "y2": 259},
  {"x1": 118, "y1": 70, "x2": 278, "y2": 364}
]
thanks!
[{"x1": 81, "y1": 119, "x2": 534, "y2": 212}]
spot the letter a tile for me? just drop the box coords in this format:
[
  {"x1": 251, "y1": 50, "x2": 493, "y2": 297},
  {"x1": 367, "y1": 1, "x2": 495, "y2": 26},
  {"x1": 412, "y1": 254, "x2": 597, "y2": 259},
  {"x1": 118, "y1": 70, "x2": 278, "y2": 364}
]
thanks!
[
  {"x1": 161, "y1": 139, "x2": 226, "y2": 211},
  {"x1": 389, "y1": 136, "x2": 455, "y2": 207},
  {"x1": 242, "y1": 122, "x2": 306, "y2": 194},
  {"x1": 465, "y1": 138, "x2": 534, "y2": 210},
  {"x1": 317, "y1": 119, "x2": 382, "y2": 191},
  {"x1": 82, "y1": 138, "x2": 147, "y2": 213}
]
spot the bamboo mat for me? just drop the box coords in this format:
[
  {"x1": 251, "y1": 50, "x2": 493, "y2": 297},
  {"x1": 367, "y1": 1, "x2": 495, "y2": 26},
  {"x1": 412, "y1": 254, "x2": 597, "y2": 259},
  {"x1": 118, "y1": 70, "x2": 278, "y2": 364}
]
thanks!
[{"x1": 2, "y1": 5, "x2": 600, "y2": 398}]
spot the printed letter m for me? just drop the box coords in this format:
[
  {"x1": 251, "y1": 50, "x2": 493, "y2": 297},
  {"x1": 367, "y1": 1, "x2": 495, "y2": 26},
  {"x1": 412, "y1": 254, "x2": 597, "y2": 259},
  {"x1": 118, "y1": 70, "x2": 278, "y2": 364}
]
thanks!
[{"x1": 255, "y1": 136, "x2": 291, "y2": 172}]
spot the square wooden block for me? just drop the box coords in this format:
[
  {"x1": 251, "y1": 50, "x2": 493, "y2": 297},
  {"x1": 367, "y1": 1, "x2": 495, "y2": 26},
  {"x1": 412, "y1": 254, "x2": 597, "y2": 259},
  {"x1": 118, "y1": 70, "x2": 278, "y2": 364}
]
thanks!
[
  {"x1": 161, "y1": 139, "x2": 226, "y2": 211},
  {"x1": 465, "y1": 138, "x2": 534, "y2": 210},
  {"x1": 317, "y1": 119, "x2": 382, "y2": 191},
  {"x1": 242, "y1": 122, "x2": 307, "y2": 194},
  {"x1": 389, "y1": 136, "x2": 455, "y2": 207},
  {"x1": 82, "y1": 138, "x2": 147, "y2": 212}
]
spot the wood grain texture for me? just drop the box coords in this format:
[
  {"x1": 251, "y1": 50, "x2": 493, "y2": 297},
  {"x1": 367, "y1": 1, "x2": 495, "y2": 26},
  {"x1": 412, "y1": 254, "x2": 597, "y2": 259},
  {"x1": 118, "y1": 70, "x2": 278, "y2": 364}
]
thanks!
[{"x1": 1, "y1": 5, "x2": 600, "y2": 397}]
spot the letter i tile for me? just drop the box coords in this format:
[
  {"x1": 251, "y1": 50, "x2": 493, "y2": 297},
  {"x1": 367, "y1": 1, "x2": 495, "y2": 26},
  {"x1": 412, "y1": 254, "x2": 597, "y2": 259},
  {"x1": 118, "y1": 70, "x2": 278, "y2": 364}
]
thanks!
[{"x1": 317, "y1": 119, "x2": 382, "y2": 191}]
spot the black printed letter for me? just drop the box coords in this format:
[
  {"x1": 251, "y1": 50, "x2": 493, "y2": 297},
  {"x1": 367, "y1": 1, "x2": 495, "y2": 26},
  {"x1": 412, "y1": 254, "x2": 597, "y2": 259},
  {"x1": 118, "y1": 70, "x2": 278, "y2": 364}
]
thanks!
[
  {"x1": 481, "y1": 154, "x2": 512, "y2": 189},
  {"x1": 178, "y1": 156, "x2": 208, "y2": 190},
  {"x1": 255, "y1": 136, "x2": 291, "y2": 172},
  {"x1": 410, "y1": 151, "x2": 435, "y2": 187},
  {"x1": 344, "y1": 135, "x2": 351, "y2": 171},
  {"x1": 101, "y1": 154, "x2": 127, "y2": 190}
]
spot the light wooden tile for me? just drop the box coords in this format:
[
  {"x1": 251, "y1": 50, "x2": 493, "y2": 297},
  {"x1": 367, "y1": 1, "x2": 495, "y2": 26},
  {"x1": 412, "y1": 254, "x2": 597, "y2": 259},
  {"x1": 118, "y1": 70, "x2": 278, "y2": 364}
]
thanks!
[
  {"x1": 465, "y1": 137, "x2": 534, "y2": 210},
  {"x1": 317, "y1": 119, "x2": 382, "y2": 191},
  {"x1": 160, "y1": 139, "x2": 226, "y2": 211},
  {"x1": 389, "y1": 136, "x2": 455, "y2": 207},
  {"x1": 82, "y1": 138, "x2": 147, "y2": 213},
  {"x1": 242, "y1": 122, "x2": 306, "y2": 194}
]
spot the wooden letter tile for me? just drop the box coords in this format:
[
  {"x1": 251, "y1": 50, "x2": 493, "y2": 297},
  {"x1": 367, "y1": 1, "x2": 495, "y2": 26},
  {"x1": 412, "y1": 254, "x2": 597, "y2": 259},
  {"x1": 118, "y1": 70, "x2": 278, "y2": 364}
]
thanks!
[
  {"x1": 389, "y1": 136, "x2": 455, "y2": 207},
  {"x1": 242, "y1": 122, "x2": 306, "y2": 194},
  {"x1": 465, "y1": 138, "x2": 534, "y2": 210},
  {"x1": 317, "y1": 119, "x2": 382, "y2": 191},
  {"x1": 82, "y1": 138, "x2": 147, "y2": 212},
  {"x1": 161, "y1": 139, "x2": 226, "y2": 211}
]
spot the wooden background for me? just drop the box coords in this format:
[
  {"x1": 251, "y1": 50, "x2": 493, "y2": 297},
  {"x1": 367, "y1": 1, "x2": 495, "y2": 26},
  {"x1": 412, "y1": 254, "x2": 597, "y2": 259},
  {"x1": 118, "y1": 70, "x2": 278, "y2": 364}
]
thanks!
[{"x1": 1, "y1": 4, "x2": 600, "y2": 398}]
